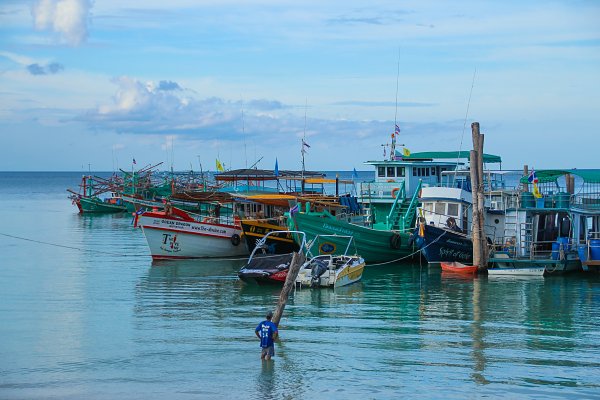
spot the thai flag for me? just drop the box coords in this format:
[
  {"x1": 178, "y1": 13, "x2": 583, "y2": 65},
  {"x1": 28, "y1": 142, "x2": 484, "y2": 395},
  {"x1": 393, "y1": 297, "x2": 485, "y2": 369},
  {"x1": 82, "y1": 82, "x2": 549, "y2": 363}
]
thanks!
[
  {"x1": 395, "y1": 124, "x2": 400, "y2": 133},
  {"x1": 302, "y1": 139, "x2": 310, "y2": 148},
  {"x1": 133, "y1": 158, "x2": 136, "y2": 165},
  {"x1": 528, "y1": 169, "x2": 538, "y2": 184},
  {"x1": 289, "y1": 204, "x2": 299, "y2": 215}
]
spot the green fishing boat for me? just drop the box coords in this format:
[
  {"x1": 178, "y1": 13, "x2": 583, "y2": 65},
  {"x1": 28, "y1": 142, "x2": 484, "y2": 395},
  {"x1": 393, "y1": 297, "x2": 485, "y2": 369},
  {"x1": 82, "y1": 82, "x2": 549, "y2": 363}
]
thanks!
[
  {"x1": 288, "y1": 208, "x2": 413, "y2": 264},
  {"x1": 78, "y1": 195, "x2": 127, "y2": 213},
  {"x1": 68, "y1": 175, "x2": 127, "y2": 214}
]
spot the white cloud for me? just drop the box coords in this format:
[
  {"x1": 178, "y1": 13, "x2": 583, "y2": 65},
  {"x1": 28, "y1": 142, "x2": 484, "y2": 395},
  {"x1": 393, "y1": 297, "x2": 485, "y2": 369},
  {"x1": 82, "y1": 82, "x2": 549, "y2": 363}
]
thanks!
[{"x1": 31, "y1": 0, "x2": 92, "y2": 46}]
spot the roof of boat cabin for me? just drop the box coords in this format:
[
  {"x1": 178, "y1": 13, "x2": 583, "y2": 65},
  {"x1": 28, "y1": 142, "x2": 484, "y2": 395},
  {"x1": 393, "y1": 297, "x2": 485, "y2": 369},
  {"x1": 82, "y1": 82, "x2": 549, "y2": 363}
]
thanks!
[
  {"x1": 519, "y1": 169, "x2": 600, "y2": 184},
  {"x1": 215, "y1": 168, "x2": 325, "y2": 181}
]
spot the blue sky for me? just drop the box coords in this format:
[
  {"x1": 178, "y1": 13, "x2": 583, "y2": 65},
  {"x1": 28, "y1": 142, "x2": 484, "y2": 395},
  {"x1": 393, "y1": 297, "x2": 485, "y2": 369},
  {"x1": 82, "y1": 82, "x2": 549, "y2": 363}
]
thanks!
[{"x1": 1, "y1": 0, "x2": 599, "y2": 172}]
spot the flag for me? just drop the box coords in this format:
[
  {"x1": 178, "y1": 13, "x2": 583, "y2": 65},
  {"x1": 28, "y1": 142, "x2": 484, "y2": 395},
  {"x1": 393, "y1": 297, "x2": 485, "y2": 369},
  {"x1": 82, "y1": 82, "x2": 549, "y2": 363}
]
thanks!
[
  {"x1": 216, "y1": 159, "x2": 224, "y2": 172},
  {"x1": 352, "y1": 168, "x2": 358, "y2": 180},
  {"x1": 395, "y1": 124, "x2": 400, "y2": 133},
  {"x1": 527, "y1": 169, "x2": 538, "y2": 184},
  {"x1": 133, "y1": 158, "x2": 136, "y2": 165},
  {"x1": 383, "y1": 147, "x2": 386, "y2": 157},
  {"x1": 289, "y1": 204, "x2": 299, "y2": 215},
  {"x1": 403, "y1": 148, "x2": 411, "y2": 157},
  {"x1": 302, "y1": 139, "x2": 310, "y2": 148},
  {"x1": 274, "y1": 158, "x2": 279, "y2": 177},
  {"x1": 532, "y1": 182, "x2": 543, "y2": 199}
]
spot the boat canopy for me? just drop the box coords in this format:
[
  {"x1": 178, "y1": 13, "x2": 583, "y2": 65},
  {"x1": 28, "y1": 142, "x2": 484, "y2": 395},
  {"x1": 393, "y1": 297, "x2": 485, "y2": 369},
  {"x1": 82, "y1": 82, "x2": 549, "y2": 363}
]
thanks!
[
  {"x1": 215, "y1": 168, "x2": 324, "y2": 182},
  {"x1": 402, "y1": 151, "x2": 502, "y2": 164},
  {"x1": 519, "y1": 169, "x2": 600, "y2": 184}
]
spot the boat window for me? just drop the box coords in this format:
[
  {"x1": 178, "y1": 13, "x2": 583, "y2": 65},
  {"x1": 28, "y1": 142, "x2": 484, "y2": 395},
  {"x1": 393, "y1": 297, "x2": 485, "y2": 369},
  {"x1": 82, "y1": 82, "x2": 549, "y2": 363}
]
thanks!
[
  {"x1": 580, "y1": 215, "x2": 587, "y2": 242},
  {"x1": 435, "y1": 202, "x2": 445, "y2": 216},
  {"x1": 396, "y1": 167, "x2": 405, "y2": 177},
  {"x1": 447, "y1": 203, "x2": 459, "y2": 216},
  {"x1": 431, "y1": 167, "x2": 436, "y2": 176},
  {"x1": 423, "y1": 203, "x2": 433, "y2": 212},
  {"x1": 412, "y1": 168, "x2": 417, "y2": 177},
  {"x1": 425, "y1": 168, "x2": 430, "y2": 177},
  {"x1": 387, "y1": 167, "x2": 395, "y2": 177},
  {"x1": 378, "y1": 167, "x2": 385, "y2": 177}
]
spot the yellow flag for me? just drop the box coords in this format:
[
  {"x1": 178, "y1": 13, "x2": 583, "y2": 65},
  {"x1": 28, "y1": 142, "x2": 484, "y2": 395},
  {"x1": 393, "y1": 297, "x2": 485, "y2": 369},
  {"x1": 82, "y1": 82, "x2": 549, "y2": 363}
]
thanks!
[
  {"x1": 403, "y1": 148, "x2": 411, "y2": 157},
  {"x1": 532, "y1": 182, "x2": 543, "y2": 199},
  {"x1": 216, "y1": 159, "x2": 224, "y2": 172}
]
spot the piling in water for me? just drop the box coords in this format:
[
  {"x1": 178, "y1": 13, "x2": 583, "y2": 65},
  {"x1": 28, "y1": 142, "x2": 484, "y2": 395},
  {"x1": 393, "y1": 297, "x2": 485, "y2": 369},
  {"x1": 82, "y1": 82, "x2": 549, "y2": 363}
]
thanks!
[{"x1": 272, "y1": 251, "x2": 306, "y2": 327}]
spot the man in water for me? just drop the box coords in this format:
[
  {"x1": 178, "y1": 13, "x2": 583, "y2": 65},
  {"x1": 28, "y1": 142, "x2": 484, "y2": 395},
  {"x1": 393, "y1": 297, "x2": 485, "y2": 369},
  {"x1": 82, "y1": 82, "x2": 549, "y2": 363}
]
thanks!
[{"x1": 255, "y1": 311, "x2": 278, "y2": 361}]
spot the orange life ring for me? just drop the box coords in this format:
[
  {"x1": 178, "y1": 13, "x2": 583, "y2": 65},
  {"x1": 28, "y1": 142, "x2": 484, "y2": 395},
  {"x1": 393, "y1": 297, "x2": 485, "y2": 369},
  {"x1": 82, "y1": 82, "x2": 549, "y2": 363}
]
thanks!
[{"x1": 391, "y1": 188, "x2": 400, "y2": 199}]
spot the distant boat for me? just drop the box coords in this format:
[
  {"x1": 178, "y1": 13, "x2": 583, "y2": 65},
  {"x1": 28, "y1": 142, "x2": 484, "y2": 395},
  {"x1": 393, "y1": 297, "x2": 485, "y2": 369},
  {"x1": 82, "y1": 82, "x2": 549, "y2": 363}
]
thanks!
[
  {"x1": 440, "y1": 261, "x2": 478, "y2": 274},
  {"x1": 137, "y1": 206, "x2": 248, "y2": 259},
  {"x1": 68, "y1": 175, "x2": 127, "y2": 214}
]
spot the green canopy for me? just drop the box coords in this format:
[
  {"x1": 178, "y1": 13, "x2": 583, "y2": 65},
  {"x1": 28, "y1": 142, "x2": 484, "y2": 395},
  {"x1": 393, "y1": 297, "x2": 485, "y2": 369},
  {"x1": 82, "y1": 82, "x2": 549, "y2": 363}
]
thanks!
[
  {"x1": 519, "y1": 169, "x2": 600, "y2": 184},
  {"x1": 400, "y1": 151, "x2": 502, "y2": 164}
]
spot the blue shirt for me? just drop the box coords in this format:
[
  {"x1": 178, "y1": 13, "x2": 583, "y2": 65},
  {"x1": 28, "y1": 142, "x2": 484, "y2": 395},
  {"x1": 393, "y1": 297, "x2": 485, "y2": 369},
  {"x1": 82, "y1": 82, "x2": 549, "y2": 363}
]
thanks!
[{"x1": 255, "y1": 320, "x2": 278, "y2": 348}]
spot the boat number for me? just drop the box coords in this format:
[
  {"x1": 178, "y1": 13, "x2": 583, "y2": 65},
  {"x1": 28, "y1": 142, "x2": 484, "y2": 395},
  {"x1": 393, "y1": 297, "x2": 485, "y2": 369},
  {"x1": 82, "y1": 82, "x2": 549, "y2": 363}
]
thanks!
[{"x1": 160, "y1": 233, "x2": 181, "y2": 253}]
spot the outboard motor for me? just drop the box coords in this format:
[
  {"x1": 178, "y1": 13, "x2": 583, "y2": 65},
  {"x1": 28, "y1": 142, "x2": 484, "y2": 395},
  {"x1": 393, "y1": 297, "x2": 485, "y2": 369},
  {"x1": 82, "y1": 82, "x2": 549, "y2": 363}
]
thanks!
[{"x1": 310, "y1": 260, "x2": 329, "y2": 287}]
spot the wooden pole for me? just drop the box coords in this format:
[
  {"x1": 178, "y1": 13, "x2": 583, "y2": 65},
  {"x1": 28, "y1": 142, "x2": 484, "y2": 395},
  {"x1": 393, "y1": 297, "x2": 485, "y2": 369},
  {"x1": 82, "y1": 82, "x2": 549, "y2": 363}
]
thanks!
[
  {"x1": 523, "y1": 165, "x2": 529, "y2": 192},
  {"x1": 272, "y1": 251, "x2": 306, "y2": 327},
  {"x1": 470, "y1": 148, "x2": 481, "y2": 269},
  {"x1": 477, "y1": 131, "x2": 488, "y2": 265}
]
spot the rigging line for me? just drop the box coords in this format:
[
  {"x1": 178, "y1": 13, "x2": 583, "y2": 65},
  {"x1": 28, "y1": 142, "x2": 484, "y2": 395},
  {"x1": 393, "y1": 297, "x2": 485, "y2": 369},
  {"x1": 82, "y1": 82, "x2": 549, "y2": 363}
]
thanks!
[
  {"x1": 0, "y1": 232, "x2": 147, "y2": 257},
  {"x1": 455, "y1": 68, "x2": 477, "y2": 183},
  {"x1": 394, "y1": 46, "x2": 401, "y2": 127}
]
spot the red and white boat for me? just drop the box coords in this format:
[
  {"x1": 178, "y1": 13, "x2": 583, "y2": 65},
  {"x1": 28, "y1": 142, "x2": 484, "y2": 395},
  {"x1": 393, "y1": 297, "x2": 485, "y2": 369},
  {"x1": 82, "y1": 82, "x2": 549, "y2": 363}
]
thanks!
[
  {"x1": 137, "y1": 207, "x2": 249, "y2": 259},
  {"x1": 441, "y1": 261, "x2": 478, "y2": 274}
]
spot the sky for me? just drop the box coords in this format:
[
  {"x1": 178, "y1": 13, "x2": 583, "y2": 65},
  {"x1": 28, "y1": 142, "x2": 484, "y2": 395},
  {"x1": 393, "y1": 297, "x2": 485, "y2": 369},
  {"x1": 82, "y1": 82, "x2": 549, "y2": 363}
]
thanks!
[{"x1": 0, "y1": 0, "x2": 599, "y2": 172}]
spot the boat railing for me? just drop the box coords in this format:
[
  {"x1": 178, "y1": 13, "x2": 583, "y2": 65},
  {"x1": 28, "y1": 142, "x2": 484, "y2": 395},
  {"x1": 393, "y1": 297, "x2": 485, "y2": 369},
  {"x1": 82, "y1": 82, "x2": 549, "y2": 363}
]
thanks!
[
  {"x1": 496, "y1": 237, "x2": 574, "y2": 260},
  {"x1": 572, "y1": 193, "x2": 600, "y2": 210},
  {"x1": 358, "y1": 181, "x2": 407, "y2": 202}
]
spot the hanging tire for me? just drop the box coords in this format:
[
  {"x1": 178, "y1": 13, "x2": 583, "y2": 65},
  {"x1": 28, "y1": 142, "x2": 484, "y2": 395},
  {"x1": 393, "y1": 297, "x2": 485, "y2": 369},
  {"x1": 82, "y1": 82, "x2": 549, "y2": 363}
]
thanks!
[
  {"x1": 231, "y1": 234, "x2": 241, "y2": 246},
  {"x1": 390, "y1": 233, "x2": 402, "y2": 249}
]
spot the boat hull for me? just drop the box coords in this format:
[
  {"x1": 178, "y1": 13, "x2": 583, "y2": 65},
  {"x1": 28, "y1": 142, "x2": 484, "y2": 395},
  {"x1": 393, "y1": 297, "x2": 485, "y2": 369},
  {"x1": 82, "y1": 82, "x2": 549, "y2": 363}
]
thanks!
[
  {"x1": 489, "y1": 253, "x2": 581, "y2": 274},
  {"x1": 415, "y1": 224, "x2": 473, "y2": 264},
  {"x1": 487, "y1": 267, "x2": 546, "y2": 276},
  {"x1": 289, "y1": 212, "x2": 413, "y2": 264},
  {"x1": 138, "y1": 215, "x2": 248, "y2": 259},
  {"x1": 240, "y1": 220, "x2": 299, "y2": 254},
  {"x1": 79, "y1": 197, "x2": 127, "y2": 213},
  {"x1": 440, "y1": 262, "x2": 478, "y2": 274}
]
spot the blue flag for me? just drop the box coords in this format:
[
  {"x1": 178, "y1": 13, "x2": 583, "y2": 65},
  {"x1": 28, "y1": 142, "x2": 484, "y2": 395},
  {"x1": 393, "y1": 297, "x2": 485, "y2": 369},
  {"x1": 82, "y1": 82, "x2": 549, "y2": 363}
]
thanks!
[
  {"x1": 274, "y1": 158, "x2": 279, "y2": 177},
  {"x1": 352, "y1": 168, "x2": 358, "y2": 179}
]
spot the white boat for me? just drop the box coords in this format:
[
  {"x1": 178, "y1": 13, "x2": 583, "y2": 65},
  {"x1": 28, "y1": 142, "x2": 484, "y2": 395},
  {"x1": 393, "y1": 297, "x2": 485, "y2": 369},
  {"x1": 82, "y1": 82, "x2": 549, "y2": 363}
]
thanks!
[
  {"x1": 138, "y1": 206, "x2": 248, "y2": 259},
  {"x1": 487, "y1": 266, "x2": 545, "y2": 276},
  {"x1": 296, "y1": 235, "x2": 365, "y2": 288}
]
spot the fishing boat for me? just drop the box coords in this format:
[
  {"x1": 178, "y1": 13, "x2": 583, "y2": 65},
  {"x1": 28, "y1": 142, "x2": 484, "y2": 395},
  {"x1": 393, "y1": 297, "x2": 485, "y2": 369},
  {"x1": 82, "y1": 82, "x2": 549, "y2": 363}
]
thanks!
[
  {"x1": 68, "y1": 175, "x2": 127, "y2": 213},
  {"x1": 440, "y1": 261, "x2": 478, "y2": 274},
  {"x1": 137, "y1": 205, "x2": 248, "y2": 259},
  {"x1": 486, "y1": 265, "x2": 546, "y2": 276},
  {"x1": 289, "y1": 145, "x2": 475, "y2": 264},
  {"x1": 413, "y1": 166, "x2": 512, "y2": 264},
  {"x1": 238, "y1": 231, "x2": 306, "y2": 285},
  {"x1": 296, "y1": 235, "x2": 365, "y2": 288},
  {"x1": 488, "y1": 169, "x2": 589, "y2": 274}
]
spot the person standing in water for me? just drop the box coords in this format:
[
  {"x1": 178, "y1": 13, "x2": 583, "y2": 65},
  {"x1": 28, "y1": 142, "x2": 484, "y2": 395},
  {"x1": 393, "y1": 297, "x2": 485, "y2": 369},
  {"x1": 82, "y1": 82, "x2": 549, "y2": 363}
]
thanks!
[{"x1": 255, "y1": 311, "x2": 278, "y2": 360}]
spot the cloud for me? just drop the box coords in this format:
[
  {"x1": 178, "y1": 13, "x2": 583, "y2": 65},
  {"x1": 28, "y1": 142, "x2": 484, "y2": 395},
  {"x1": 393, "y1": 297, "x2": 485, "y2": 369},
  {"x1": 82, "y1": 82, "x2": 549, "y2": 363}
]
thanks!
[
  {"x1": 157, "y1": 80, "x2": 181, "y2": 91},
  {"x1": 332, "y1": 100, "x2": 436, "y2": 107},
  {"x1": 26, "y1": 62, "x2": 64, "y2": 75},
  {"x1": 31, "y1": 0, "x2": 92, "y2": 46}
]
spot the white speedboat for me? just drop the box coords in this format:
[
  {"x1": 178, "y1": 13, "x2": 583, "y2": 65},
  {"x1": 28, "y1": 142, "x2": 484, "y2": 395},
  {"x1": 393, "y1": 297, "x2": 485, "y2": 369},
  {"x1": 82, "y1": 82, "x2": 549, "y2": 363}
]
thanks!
[{"x1": 296, "y1": 235, "x2": 365, "y2": 288}]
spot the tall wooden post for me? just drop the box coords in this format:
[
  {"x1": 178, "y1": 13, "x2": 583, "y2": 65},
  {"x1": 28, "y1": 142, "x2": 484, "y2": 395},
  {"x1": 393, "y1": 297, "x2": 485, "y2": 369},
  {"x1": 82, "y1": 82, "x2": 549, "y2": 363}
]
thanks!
[
  {"x1": 523, "y1": 165, "x2": 529, "y2": 192},
  {"x1": 470, "y1": 148, "x2": 482, "y2": 269},
  {"x1": 272, "y1": 251, "x2": 306, "y2": 327},
  {"x1": 470, "y1": 122, "x2": 487, "y2": 270}
]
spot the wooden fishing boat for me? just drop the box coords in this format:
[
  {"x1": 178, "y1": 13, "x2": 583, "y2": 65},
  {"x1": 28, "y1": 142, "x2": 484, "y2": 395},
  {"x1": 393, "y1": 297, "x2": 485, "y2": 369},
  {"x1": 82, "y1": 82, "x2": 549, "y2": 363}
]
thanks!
[
  {"x1": 440, "y1": 261, "x2": 478, "y2": 274},
  {"x1": 137, "y1": 206, "x2": 248, "y2": 259}
]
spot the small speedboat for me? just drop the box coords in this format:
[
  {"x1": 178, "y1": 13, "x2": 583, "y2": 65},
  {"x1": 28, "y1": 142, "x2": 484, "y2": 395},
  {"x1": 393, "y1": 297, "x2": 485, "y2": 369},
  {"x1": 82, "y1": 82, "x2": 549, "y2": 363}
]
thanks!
[
  {"x1": 487, "y1": 266, "x2": 545, "y2": 276},
  {"x1": 441, "y1": 262, "x2": 478, "y2": 274},
  {"x1": 296, "y1": 235, "x2": 365, "y2": 288},
  {"x1": 238, "y1": 231, "x2": 306, "y2": 285}
]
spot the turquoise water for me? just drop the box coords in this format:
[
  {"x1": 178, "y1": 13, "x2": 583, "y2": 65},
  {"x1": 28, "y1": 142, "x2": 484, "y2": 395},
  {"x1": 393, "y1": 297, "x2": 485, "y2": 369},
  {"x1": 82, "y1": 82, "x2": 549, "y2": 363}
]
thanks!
[{"x1": 1, "y1": 172, "x2": 600, "y2": 399}]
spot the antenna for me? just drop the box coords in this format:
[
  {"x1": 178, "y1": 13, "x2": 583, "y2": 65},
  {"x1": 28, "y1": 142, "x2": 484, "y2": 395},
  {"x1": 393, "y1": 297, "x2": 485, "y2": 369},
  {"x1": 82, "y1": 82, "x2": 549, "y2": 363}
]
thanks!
[
  {"x1": 454, "y1": 68, "x2": 477, "y2": 182},
  {"x1": 242, "y1": 103, "x2": 247, "y2": 168},
  {"x1": 394, "y1": 47, "x2": 400, "y2": 128},
  {"x1": 301, "y1": 98, "x2": 307, "y2": 177}
]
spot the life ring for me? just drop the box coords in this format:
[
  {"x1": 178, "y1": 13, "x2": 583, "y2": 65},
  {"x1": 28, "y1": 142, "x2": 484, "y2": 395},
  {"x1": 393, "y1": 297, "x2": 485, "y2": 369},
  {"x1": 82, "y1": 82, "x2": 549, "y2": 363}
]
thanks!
[
  {"x1": 391, "y1": 188, "x2": 400, "y2": 199},
  {"x1": 390, "y1": 233, "x2": 402, "y2": 249},
  {"x1": 231, "y1": 234, "x2": 241, "y2": 246}
]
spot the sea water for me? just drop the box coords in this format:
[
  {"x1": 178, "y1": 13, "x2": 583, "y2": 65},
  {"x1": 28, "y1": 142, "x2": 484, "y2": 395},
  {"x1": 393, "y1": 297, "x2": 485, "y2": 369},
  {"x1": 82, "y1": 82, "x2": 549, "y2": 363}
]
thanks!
[{"x1": 1, "y1": 172, "x2": 599, "y2": 399}]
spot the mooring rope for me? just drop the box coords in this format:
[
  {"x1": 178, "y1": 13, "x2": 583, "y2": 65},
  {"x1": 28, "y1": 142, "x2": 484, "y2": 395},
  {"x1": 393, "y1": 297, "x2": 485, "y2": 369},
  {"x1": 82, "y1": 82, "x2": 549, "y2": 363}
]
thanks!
[{"x1": 367, "y1": 230, "x2": 447, "y2": 266}]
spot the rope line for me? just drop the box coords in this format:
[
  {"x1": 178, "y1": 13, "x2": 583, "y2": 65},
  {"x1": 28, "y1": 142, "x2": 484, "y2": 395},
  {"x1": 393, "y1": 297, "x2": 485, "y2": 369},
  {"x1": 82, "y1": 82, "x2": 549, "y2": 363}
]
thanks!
[{"x1": 368, "y1": 230, "x2": 447, "y2": 266}]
